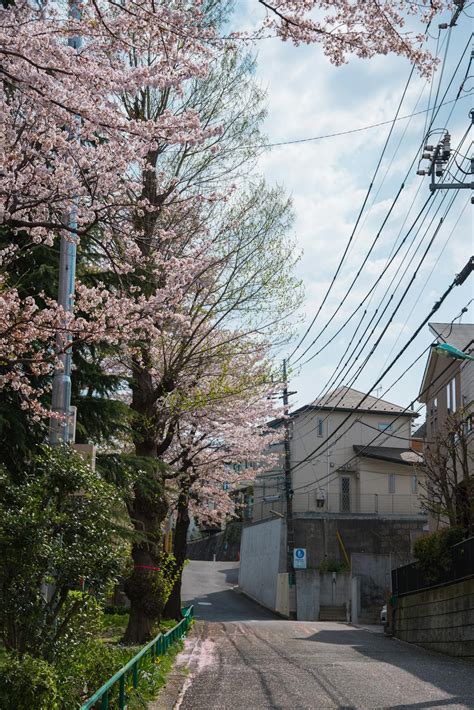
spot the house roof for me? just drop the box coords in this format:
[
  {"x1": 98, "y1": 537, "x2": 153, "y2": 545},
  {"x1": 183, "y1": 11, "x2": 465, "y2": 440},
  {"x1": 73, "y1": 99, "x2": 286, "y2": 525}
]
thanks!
[
  {"x1": 412, "y1": 421, "x2": 426, "y2": 440},
  {"x1": 309, "y1": 386, "x2": 414, "y2": 416},
  {"x1": 419, "y1": 322, "x2": 474, "y2": 402},
  {"x1": 268, "y1": 386, "x2": 415, "y2": 429},
  {"x1": 353, "y1": 445, "x2": 423, "y2": 466},
  {"x1": 428, "y1": 322, "x2": 474, "y2": 350}
]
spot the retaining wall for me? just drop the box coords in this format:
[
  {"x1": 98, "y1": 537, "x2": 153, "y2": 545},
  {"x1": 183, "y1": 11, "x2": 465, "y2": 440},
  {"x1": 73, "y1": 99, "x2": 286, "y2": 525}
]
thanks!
[
  {"x1": 239, "y1": 518, "x2": 287, "y2": 611},
  {"x1": 394, "y1": 577, "x2": 474, "y2": 657}
]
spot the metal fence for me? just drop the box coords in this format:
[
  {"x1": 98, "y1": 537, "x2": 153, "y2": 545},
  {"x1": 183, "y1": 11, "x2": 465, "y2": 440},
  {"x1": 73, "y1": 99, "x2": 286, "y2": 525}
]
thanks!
[
  {"x1": 392, "y1": 536, "x2": 474, "y2": 596},
  {"x1": 80, "y1": 605, "x2": 193, "y2": 710},
  {"x1": 251, "y1": 492, "x2": 425, "y2": 521}
]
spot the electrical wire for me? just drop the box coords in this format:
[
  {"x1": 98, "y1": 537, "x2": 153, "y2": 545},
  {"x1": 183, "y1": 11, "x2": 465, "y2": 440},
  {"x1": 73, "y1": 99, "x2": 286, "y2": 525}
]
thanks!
[
  {"x1": 253, "y1": 312, "x2": 473, "y2": 502},
  {"x1": 288, "y1": 32, "x2": 472, "y2": 368},
  {"x1": 288, "y1": 259, "x2": 473, "y2": 475},
  {"x1": 286, "y1": 58, "x2": 420, "y2": 362}
]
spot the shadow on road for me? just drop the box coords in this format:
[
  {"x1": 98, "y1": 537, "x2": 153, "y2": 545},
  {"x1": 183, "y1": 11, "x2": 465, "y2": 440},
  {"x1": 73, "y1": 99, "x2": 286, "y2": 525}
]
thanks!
[
  {"x1": 216, "y1": 566, "x2": 239, "y2": 584},
  {"x1": 297, "y1": 626, "x2": 474, "y2": 708},
  {"x1": 189, "y1": 588, "x2": 278, "y2": 622}
]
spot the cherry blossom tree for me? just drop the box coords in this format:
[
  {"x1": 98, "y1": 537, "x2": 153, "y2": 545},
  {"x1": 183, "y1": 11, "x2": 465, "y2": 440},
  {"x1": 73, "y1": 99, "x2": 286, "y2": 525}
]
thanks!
[{"x1": 1, "y1": 0, "x2": 451, "y2": 645}]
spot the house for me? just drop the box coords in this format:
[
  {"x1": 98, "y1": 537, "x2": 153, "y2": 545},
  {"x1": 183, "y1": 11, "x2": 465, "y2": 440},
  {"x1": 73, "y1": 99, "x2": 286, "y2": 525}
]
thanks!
[
  {"x1": 417, "y1": 322, "x2": 474, "y2": 531},
  {"x1": 240, "y1": 386, "x2": 428, "y2": 620},
  {"x1": 419, "y1": 322, "x2": 474, "y2": 440},
  {"x1": 253, "y1": 386, "x2": 424, "y2": 521}
]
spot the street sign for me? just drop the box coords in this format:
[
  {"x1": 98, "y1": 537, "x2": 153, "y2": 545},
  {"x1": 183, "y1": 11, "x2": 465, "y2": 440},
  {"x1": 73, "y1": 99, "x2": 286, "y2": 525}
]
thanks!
[{"x1": 293, "y1": 547, "x2": 307, "y2": 569}]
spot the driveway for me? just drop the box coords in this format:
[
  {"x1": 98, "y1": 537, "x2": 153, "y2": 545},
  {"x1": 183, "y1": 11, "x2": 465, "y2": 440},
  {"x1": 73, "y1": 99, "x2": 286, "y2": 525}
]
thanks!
[{"x1": 153, "y1": 561, "x2": 474, "y2": 710}]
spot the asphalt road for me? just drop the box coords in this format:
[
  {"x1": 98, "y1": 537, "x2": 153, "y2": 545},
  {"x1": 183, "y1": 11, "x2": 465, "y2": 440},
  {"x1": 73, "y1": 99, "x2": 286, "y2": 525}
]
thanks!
[{"x1": 162, "y1": 561, "x2": 474, "y2": 710}]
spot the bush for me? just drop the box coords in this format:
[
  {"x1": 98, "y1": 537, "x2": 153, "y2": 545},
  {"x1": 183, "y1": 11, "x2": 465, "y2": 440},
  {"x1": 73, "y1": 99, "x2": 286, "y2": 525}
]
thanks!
[
  {"x1": 317, "y1": 559, "x2": 349, "y2": 574},
  {"x1": 413, "y1": 527, "x2": 465, "y2": 584},
  {"x1": 0, "y1": 445, "x2": 128, "y2": 658},
  {"x1": 0, "y1": 654, "x2": 60, "y2": 710}
]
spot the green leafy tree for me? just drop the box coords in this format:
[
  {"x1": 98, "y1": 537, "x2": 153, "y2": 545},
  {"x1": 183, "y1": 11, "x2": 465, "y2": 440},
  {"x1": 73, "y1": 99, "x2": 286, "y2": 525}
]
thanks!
[{"x1": 0, "y1": 445, "x2": 128, "y2": 659}]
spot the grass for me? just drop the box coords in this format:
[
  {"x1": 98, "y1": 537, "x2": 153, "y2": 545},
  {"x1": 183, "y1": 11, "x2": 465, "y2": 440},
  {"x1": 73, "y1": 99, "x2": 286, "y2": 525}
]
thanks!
[{"x1": 95, "y1": 612, "x2": 191, "y2": 708}]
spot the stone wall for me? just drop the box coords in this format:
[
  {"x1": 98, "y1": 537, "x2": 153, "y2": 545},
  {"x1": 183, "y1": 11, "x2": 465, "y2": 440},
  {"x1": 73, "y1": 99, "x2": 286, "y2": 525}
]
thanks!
[{"x1": 394, "y1": 578, "x2": 474, "y2": 657}]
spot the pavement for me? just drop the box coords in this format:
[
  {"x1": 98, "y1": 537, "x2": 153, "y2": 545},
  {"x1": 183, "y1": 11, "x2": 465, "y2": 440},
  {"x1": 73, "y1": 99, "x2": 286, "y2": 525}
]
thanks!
[{"x1": 151, "y1": 561, "x2": 474, "y2": 710}]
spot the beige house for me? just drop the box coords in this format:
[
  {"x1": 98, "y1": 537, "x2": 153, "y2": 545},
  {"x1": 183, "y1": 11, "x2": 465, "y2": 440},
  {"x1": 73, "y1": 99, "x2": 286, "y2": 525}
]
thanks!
[
  {"x1": 419, "y1": 322, "x2": 474, "y2": 441},
  {"x1": 253, "y1": 386, "x2": 424, "y2": 521},
  {"x1": 418, "y1": 322, "x2": 474, "y2": 531}
]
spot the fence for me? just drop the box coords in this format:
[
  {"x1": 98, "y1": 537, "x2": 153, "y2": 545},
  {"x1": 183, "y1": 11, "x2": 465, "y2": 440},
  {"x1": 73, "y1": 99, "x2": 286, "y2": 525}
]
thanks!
[
  {"x1": 251, "y1": 492, "x2": 425, "y2": 521},
  {"x1": 392, "y1": 536, "x2": 474, "y2": 596},
  {"x1": 80, "y1": 606, "x2": 194, "y2": 710}
]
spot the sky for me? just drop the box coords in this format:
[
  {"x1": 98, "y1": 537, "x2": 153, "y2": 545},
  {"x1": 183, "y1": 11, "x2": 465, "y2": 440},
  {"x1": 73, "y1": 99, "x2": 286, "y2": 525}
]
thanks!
[{"x1": 230, "y1": 1, "x2": 473, "y2": 421}]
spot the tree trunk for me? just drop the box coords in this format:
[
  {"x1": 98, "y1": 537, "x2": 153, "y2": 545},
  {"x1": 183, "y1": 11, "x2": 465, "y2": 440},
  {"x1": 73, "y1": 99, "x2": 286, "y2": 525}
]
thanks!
[
  {"x1": 122, "y1": 424, "x2": 168, "y2": 644},
  {"x1": 163, "y1": 492, "x2": 190, "y2": 621}
]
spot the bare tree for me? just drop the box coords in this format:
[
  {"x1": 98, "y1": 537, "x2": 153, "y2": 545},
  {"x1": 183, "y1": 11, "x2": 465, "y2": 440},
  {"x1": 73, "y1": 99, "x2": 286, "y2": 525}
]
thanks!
[{"x1": 417, "y1": 410, "x2": 474, "y2": 534}]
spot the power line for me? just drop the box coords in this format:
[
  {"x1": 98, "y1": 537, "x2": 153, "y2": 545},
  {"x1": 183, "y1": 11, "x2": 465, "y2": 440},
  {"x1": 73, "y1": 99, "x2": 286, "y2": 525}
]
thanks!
[
  {"x1": 254, "y1": 309, "x2": 473, "y2": 502},
  {"x1": 286, "y1": 58, "x2": 421, "y2": 362},
  {"x1": 289, "y1": 257, "x2": 473, "y2": 474},
  {"x1": 295, "y1": 126, "x2": 472, "y2": 430},
  {"x1": 288, "y1": 33, "x2": 472, "y2": 367},
  {"x1": 255, "y1": 94, "x2": 472, "y2": 150}
]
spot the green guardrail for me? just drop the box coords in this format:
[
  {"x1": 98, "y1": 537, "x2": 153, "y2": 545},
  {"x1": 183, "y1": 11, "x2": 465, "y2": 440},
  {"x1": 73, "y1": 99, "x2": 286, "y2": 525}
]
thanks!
[{"x1": 80, "y1": 605, "x2": 194, "y2": 710}]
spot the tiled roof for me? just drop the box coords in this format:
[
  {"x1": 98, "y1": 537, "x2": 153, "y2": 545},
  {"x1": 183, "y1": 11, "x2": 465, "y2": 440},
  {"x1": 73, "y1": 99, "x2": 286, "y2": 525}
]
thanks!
[
  {"x1": 429, "y1": 322, "x2": 474, "y2": 352},
  {"x1": 353, "y1": 445, "x2": 422, "y2": 465},
  {"x1": 312, "y1": 386, "x2": 412, "y2": 415}
]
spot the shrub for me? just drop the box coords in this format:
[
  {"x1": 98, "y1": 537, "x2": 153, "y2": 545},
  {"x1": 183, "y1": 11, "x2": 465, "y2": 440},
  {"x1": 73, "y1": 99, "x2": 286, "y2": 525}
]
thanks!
[
  {"x1": 413, "y1": 527, "x2": 465, "y2": 584},
  {"x1": 317, "y1": 559, "x2": 349, "y2": 574},
  {"x1": 0, "y1": 654, "x2": 60, "y2": 710},
  {"x1": 0, "y1": 445, "x2": 128, "y2": 658}
]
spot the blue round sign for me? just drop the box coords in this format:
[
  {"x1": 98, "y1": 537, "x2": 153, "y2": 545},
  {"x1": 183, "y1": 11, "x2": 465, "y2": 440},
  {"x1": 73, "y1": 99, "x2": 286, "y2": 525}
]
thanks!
[{"x1": 295, "y1": 549, "x2": 304, "y2": 559}]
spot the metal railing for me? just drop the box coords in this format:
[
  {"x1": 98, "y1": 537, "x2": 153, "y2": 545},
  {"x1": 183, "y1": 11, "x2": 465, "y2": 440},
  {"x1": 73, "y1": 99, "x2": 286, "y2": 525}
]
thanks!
[
  {"x1": 392, "y1": 536, "x2": 474, "y2": 596},
  {"x1": 251, "y1": 492, "x2": 426, "y2": 521},
  {"x1": 80, "y1": 606, "x2": 194, "y2": 710}
]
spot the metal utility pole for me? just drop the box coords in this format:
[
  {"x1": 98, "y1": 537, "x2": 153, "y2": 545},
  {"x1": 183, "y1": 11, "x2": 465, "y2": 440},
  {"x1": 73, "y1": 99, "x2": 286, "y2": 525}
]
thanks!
[
  {"x1": 49, "y1": 2, "x2": 81, "y2": 445},
  {"x1": 282, "y1": 359, "x2": 295, "y2": 579},
  {"x1": 417, "y1": 109, "x2": 474, "y2": 201}
]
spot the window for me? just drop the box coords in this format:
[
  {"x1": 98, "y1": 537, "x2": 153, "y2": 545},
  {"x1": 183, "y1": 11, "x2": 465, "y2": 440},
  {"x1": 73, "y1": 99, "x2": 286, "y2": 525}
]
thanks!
[
  {"x1": 464, "y1": 414, "x2": 473, "y2": 435},
  {"x1": 388, "y1": 474, "x2": 396, "y2": 494},
  {"x1": 411, "y1": 475, "x2": 418, "y2": 494},
  {"x1": 378, "y1": 422, "x2": 393, "y2": 431},
  {"x1": 447, "y1": 378, "x2": 456, "y2": 413},
  {"x1": 317, "y1": 417, "x2": 324, "y2": 437}
]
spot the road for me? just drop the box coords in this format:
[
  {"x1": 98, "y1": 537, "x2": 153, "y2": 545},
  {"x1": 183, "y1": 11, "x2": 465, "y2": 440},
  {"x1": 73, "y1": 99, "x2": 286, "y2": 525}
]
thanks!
[{"x1": 157, "y1": 561, "x2": 474, "y2": 710}]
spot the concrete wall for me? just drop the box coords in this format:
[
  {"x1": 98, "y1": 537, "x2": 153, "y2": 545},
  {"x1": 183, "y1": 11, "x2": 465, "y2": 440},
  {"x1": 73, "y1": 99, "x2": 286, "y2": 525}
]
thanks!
[
  {"x1": 292, "y1": 516, "x2": 425, "y2": 569},
  {"x1": 352, "y1": 553, "x2": 391, "y2": 613},
  {"x1": 296, "y1": 570, "x2": 320, "y2": 621},
  {"x1": 394, "y1": 578, "x2": 474, "y2": 657},
  {"x1": 186, "y1": 523, "x2": 241, "y2": 561},
  {"x1": 319, "y1": 572, "x2": 351, "y2": 606},
  {"x1": 239, "y1": 518, "x2": 286, "y2": 611},
  {"x1": 295, "y1": 571, "x2": 351, "y2": 620}
]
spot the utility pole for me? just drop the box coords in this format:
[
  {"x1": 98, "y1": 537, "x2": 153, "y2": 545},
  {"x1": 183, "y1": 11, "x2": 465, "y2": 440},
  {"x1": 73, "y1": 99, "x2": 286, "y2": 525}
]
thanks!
[
  {"x1": 417, "y1": 109, "x2": 474, "y2": 201},
  {"x1": 283, "y1": 359, "x2": 295, "y2": 599},
  {"x1": 49, "y1": 2, "x2": 81, "y2": 445}
]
